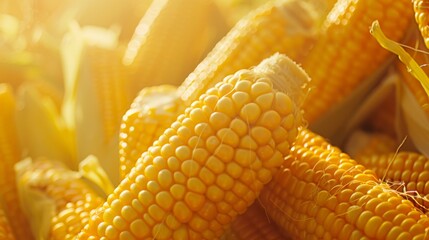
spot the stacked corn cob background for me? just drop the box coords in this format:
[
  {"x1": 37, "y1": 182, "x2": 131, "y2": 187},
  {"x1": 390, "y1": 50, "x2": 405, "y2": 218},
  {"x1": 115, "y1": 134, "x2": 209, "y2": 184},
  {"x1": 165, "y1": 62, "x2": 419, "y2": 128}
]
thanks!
[{"x1": 4, "y1": 0, "x2": 429, "y2": 239}]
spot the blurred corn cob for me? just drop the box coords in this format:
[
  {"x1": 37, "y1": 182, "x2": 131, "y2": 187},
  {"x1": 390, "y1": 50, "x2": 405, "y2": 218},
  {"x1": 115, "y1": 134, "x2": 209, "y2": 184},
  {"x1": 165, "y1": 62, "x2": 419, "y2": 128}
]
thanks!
[
  {"x1": 413, "y1": 0, "x2": 429, "y2": 48},
  {"x1": 15, "y1": 158, "x2": 105, "y2": 240},
  {"x1": 301, "y1": 0, "x2": 413, "y2": 124},
  {"x1": 345, "y1": 130, "x2": 398, "y2": 161},
  {"x1": 123, "y1": 0, "x2": 228, "y2": 92},
  {"x1": 78, "y1": 53, "x2": 309, "y2": 239},
  {"x1": 119, "y1": 85, "x2": 184, "y2": 179},
  {"x1": 0, "y1": 84, "x2": 34, "y2": 240},
  {"x1": 61, "y1": 24, "x2": 130, "y2": 184},
  {"x1": 0, "y1": 207, "x2": 15, "y2": 240},
  {"x1": 260, "y1": 129, "x2": 429, "y2": 239},
  {"x1": 178, "y1": 0, "x2": 326, "y2": 106}
]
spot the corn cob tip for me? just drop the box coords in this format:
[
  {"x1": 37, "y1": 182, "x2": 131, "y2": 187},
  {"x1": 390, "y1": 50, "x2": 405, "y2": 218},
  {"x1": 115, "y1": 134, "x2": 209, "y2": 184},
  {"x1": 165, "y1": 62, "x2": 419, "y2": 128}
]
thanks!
[{"x1": 253, "y1": 53, "x2": 310, "y2": 107}]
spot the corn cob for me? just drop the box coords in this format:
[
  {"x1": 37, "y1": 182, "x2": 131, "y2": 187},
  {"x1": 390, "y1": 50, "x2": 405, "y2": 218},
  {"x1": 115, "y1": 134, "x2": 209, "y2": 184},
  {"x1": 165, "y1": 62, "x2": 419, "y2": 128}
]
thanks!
[
  {"x1": 123, "y1": 0, "x2": 227, "y2": 90},
  {"x1": 119, "y1": 85, "x2": 185, "y2": 179},
  {"x1": 0, "y1": 207, "x2": 15, "y2": 240},
  {"x1": 413, "y1": 0, "x2": 429, "y2": 48},
  {"x1": 16, "y1": 159, "x2": 103, "y2": 240},
  {"x1": 260, "y1": 129, "x2": 429, "y2": 239},
  {"x1": 77, "y1": 53, "x2": 309, "y2": 239},
  {"x1": 301, "y1": 0, "x2": 413, "y2": 123},
  {"x1": 345, "y1": 130, "x2": 398, "y2": 161},
  {"x1": 0, "y1": 84, "x2": 34, "y2": 240},
  {"x1": 223, "y1": 202, "x2": 288, "y2": 240},
  {"x1": 178, "y1": 0, "x2": 323, "y2": 106},
  {"x1": 358, "y1": 152, "x2": 429, "y2": 212}
]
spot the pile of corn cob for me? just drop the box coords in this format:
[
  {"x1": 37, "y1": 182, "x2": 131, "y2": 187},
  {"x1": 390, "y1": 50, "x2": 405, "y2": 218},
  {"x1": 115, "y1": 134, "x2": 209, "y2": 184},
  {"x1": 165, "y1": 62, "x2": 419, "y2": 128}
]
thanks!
[{"x1": 3, "y1": 0, "x2": 429, "y2": 239}]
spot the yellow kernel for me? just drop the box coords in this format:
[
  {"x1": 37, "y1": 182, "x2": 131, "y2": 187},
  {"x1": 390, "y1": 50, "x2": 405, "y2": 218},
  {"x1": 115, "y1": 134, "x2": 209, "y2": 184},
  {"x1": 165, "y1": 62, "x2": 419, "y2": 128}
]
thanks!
[
  {"x1": 97, "y1": 222, "x2": 108, "y2": 236},
  {"x1": 356, "y1": 210, "x2": 373, "y2": 230},
  {"x1": 131, "y1": 199, "x2": 143, "y2": 214},
  {"x1": 176, "y1": 146, "x2": 191, "y2": 161},
  {"x1": 185, "y1": 192, "x2": 205, "y2": 211},
  {"x1": 188, "y1": 136, "x2": 203, "y2": 148},
  {"x1": 130, "y1": 219, "x2": 150, "y2": 238},
  {"x1": 174, "y1": 201, "x2": 193, "y2": 223},
  {"x1": 251, "y1": 81, "x2": 272, "y2": 99},
  {"x1": 203, "y1": 95, "x2": 219, "y2": 110},
  {"x1": 264, "y1": 150, "x2": 283, "y2": 168},
  {"x1": 187, "y1": 177, "x2": 207, "y2": 194},
  {"x1": 258, "y1": 168, "x2": 272, "y2": 184},
  {"x1": 165, "y1": 215, "x2": 181, "y2": 230},
  {"x1": 206, "y1": 156, "x2": 225, "y2": 174},
  {"x1": 230, "y1": 118, "x2": 248, "y2": 137},
  {"x1": 346, "y1": 206, "x2": 362, "y2": 224},
  {"x1": 255, "y1": 93, "x2": 274, "y2": 111},
  {"x1": 112, "y1": 216, "x2": 126, "y2": 230},
  {"x1": 153, "y1": 156, "x2": 167, "y2": 169},
  {"x1": 239, "y1": 135, "x2": 258, "y2": 150},
  {"x1": 190, "y1": 108, "x2": 208, "y2": 123},
  {"x1": 158, "y1": 169, "x2": 173, "y2": 189},
  {"x1": 189, "y1": 215, "x2": 209, "y2": 232},
  {"x1": 103, "y1": 209, "x2": 115, "y2": 223},
  {"x1": 274, "y1": 92, "x2": 293, "y2": 115},
  {"x1": 234, "y1": 148, "x2": 257, "y2": 167},
  {"x1": 206, "y1": 185, "x2": 224, "y2": 202},
  {"x1": 257, "y1": 145, "x2": 274, "y2": 159},
  {"x1": 170, "y1": 184, "x2": 186, "y2": 200},
  {"x1": 210, "y1": 112, "x2": 231, "y2": 130},
  {"x1": 258, "y1": 110, "x2": 281, "y2": 130},
  {"x1": 119, "y1": 231, "x2": 135, "y2": 240},
  {"x1": 174, "y1": 172, "x2": 186, "y2": 184},
  {"x1": 167, "y1": 157, "x2": 180, "y2": 171},
  {"x1": 148, "y1": 204, "x2": 166, "y2": 222},
  {"x1": 152, "y1": 223, "x2": 172, "y2": 240},
  {"x1": 234, "y1": 80, "x2": 252, "y2": 92},
  {"x1": 199, "y1": 167, "x2": 215, "y2": 185},
  {"x1": 232, "y1": 92, "x2": 250, "y2": 109},
  {"x1": 232, "y1": 181, "x2": 249, "y2": 196},
  {"x1": 364, "y1": 216, "x2": 383, "y2": 238},
  {"x1": 192, "y1": 148, "x2": 209, "y2": 165},
  {"x1": 240, "y1": 103, "x2": 261, "y2": 124},
  {"x1": 147, "y1": 180, "x2": 161, "y2": 194},
  {"x1": 161, "y1": 144, "x2": 174, "y2": 158},
  {"x1": 156, "y1": 191, "x2": 174, "y2": 211},
  {"x1": 194, "y1": 123, "x2": 213, "y2": 139},
  {"x1": 218, "y1": 83, "x2": 234, "y2": 96},
  {"x1": 105, "y1": 225, "x2": 118, "y2": 239},
  {"x1": 226, "y1": 162, "x2": 243, "y2": 179},
  {"x1": 206, "y1": 136, "x2": 220, "y2": 153},
  {"x1": 138, "y1": 190, "x2": 154, "y2": 207},
  {"x1": 217, "y1": 128, "x2": 240, "y2": 148},
  {"x1": 199, "y1": 202, "x2": 217, "y2": 220},
  {"x1": 216, "y1": 96, "x2": 236, "y2": 117},
  {"x1": 173, "y1": 226, "x2": 189, "y2": 239},
  {"x1": 250, "y1": 126, "x2": 271, "y2": 145},
  {"x1": 121, "y1": 205, "x2": 138, "y2": 222},
  {"x1": 215, "y1": 144, "x2": 235, "y2": 162},
  {"x1": 181, "y1": 160, "x2": 200, "y2": 177},
  {"x1": 144, "y1": 165, "x2": 157, "y2": 180},
  {"x1": 177, "y1": 126, "x2": 193, "y2": 141},
  {"x1": 216, "y1": 174, "x2": 234, "y2": 190}
]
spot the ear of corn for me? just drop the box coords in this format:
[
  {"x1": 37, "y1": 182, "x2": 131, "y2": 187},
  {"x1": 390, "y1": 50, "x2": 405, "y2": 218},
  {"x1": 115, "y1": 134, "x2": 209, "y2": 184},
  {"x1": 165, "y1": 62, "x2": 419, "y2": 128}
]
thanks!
[
  {"x1": 357, "y1": 152, "x2": 429, "y2": 212},
  {"x1": 0, "y1": 204, "x2": 16, "y2": 240},
  {"x1": 0, "y1": 84, "x2": 34, "y2": 240},
  {"x1": 123, "y1": 0, "x2": 228, "y2": 91},
  {"x1": 15, "y1": 158, "x2": 103, "y2": 240},
  {"x1": 178, "y1": 0, "x2": 323, "y2": 106},
  {"x1": 413, "y1": 0, "x2": 429, "y2": 48},
  {"x1": 61, "y1": 24, "x2": 130, "y2": 184},
  {"x1": 77, "y1": 53, "x2": 309, "y2": 239},
  {"x1": 260, "y1": 128, "x2": 429, "y2": 239},
  {"x1": 119, "y1": 85, "x2": 185, "y2": 179},
  {"x1": 301, "y1": 0, "x2": 413, "y2": 124}
]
